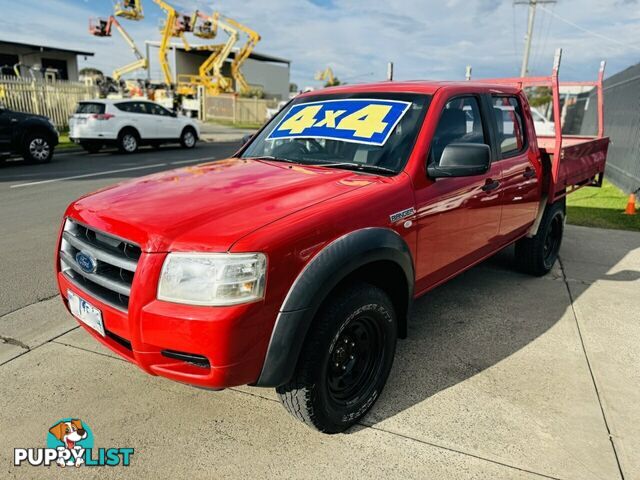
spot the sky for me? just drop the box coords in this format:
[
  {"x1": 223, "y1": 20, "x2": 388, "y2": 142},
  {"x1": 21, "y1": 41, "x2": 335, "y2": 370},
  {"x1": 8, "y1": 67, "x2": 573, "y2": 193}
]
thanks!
[{"x1": 0, "y1": 0, "x2": 638, "y2": 87}]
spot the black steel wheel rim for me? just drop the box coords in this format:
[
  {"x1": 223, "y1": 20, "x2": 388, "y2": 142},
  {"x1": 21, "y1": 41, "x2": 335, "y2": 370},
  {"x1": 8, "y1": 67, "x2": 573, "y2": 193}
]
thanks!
[
  {"x1": 326, "y1": 315, "x2": 384, "y2": 405},
  {"x1": 544, "y1": 214, "x2": 562, "y2": 264}
]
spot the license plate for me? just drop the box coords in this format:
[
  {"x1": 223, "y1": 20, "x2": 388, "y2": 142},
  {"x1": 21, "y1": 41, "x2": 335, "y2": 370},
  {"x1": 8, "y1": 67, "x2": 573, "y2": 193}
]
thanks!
[
  {"x1": 75, "y1": 117, "x2": 87, "y2": 125},
  {"x1": 67, "y1": 290, "x2": 105, "y2": 337}
]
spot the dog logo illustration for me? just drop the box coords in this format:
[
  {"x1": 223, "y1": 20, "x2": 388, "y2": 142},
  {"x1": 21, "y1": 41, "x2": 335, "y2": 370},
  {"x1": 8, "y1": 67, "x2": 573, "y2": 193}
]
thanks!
[
  {"x1": 47, "y1": 418, "x2": 93, "y2": 467},
  {"x1": 14, "y1": 418, "x2": 133, "y2": 468}
]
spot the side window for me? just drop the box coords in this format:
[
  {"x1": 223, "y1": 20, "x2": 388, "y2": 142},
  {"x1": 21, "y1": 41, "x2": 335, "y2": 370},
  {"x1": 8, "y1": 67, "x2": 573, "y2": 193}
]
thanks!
[
  {"x1": 134, "y1": 102, "x2": 149, "y2": 114},
  {"x1": 492, "y1": 96, "x2": 526, "y2": 156},
  {"x1": 149, "y1": 103, "x2": 170, "y2": 116},
  {"x1": 430, "y1": 96, "x2": 485, "y2": 164},
  {"x1": 114, "y1": 102, "x2": 135, "y2": 113}
]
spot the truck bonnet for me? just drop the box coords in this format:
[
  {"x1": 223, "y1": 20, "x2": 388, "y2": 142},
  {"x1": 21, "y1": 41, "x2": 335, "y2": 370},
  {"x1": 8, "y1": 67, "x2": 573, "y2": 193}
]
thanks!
[{"x1": 66, "y1": 157, "x2": 372, "y2": 252}]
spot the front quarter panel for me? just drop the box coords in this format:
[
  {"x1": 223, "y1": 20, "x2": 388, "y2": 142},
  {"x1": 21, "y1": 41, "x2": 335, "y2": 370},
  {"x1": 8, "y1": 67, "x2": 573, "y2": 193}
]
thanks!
[{"x1": 230, "y1": 173, "x2": 417, "y2": 386}]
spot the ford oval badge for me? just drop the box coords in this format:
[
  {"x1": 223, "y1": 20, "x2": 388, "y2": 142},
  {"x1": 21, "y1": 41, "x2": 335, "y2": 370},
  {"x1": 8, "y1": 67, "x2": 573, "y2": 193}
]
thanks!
[{"x1": 75, "y1": 251, "x2": 97, "y2": 274}]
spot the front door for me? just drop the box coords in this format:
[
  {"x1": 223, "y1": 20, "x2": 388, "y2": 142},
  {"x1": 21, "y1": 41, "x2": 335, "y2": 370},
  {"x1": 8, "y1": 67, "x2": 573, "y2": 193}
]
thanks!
[
  {"x1": 148, "y1": 102, "x2": 177, "y2": 138},
  {"x1": 414, "y1": 95, "x2": 502, "y2": 291}
]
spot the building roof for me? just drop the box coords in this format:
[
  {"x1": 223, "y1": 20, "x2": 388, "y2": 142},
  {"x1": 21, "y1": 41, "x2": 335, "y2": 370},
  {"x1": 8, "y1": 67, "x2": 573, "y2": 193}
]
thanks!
[
  {"x1": 0, "y1": 39, "x2": 94, "y2": 57},
  {"x1": 144, "y1": 41, "x2": 289, "y2": 65}
]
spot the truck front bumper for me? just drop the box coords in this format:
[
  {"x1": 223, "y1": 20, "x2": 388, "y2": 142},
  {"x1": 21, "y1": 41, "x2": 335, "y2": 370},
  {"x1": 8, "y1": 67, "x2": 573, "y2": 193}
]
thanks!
[{"x1": 56, "y1": 254, "x2": 273, "y2": 389}]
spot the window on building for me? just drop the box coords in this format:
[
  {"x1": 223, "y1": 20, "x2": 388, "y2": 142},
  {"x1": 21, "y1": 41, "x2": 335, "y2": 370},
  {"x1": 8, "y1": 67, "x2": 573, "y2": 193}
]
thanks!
[
  {"x1": 41, "y1": 58, "x2": 69, "y2": 80},
  {"x1": 0, "y1": 54, "x2": 19, "y2": 76}
]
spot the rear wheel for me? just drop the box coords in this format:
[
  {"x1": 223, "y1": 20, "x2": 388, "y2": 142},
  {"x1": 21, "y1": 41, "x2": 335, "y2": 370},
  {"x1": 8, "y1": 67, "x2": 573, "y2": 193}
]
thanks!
[
  {"x1": 24, "y1": 133, "x2": 53, "y2": 163},
  {"x1": 515, "y1": 200, "x2": 565, "y2": 276},
  {"x1": 118, "y1": 130, "x2": 139, "y2": 154},
  {"x1": 276, "y1": 282, "x2": 397, "y2": 433},
  {"x1": 180, "y1": 127, "x2": 197, "y2": 149}
]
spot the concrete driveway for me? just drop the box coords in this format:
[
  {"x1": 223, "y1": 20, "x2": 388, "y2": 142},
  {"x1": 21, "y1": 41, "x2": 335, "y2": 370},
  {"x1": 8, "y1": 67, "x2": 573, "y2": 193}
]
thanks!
[{"x1": 1, "y1": 225, "x2": 639, "y2": 479}]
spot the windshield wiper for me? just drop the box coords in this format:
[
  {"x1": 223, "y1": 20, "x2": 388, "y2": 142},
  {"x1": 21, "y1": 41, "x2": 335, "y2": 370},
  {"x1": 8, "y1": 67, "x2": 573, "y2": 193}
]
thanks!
[
  {"x1": 243, "y1": 155, "x2": 297, "y2": 164},
  {"x1": 307, "y1": 162, "x2": 397, "y2": 175}
]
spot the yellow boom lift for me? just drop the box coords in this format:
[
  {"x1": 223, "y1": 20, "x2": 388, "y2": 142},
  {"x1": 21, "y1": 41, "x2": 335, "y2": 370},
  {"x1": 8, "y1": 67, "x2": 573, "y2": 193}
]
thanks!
[
  {"x1": 89, "y1": 16, "x2": 148, "y2": 81},
  {"x1": 176, "y1": 10, "x2": 239, "y2": 95},
  {"x1": 315, "y1": 67, "x2": 338, "y2": 86},
  {"x1": 227, "y1": 18, "x2": 261, "y2": 94},
  {"x1": 153, "y1": 0, "x2": 194, "y2": 86},
  {"x1": 114, "y1": 0, "x2": 144, "y2": 21}
]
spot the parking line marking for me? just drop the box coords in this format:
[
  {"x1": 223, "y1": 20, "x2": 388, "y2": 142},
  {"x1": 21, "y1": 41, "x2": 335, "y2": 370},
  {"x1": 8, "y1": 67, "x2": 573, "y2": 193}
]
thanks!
[
  {"x1": 10, "y1": 163, "x2": 168, "y2": 189},
  {"x1": 170, "y1": 157, "x2": 215, "y2": 165}
]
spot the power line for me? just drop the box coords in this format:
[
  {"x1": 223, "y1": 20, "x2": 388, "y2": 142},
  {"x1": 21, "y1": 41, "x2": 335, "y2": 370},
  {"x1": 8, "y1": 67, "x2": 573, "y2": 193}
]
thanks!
[
  {"x1": 538, "y1": 4, "x2": 640, "y2": 52},
  {"x1": 531, "y1": 2, "x2": 554, "y2": 74}
]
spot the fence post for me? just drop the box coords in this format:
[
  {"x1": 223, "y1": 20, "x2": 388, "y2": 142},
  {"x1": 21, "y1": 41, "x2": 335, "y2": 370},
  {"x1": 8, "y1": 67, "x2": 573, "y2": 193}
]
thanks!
[{"x1": 233, "y1": 95, "x2": 237, "y2": 124}]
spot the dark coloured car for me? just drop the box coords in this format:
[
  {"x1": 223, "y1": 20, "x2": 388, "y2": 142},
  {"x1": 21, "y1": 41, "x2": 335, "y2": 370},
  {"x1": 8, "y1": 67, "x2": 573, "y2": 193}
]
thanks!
[{"x1": 0, "y1": 105, "x2": 59, "y2": 163}]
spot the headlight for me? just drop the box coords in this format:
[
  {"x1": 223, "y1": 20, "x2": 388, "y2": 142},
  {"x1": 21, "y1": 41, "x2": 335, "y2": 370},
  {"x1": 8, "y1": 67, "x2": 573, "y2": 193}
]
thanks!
[{"x1": 157, "y1": 253, "x2": 267, "y2": 306}]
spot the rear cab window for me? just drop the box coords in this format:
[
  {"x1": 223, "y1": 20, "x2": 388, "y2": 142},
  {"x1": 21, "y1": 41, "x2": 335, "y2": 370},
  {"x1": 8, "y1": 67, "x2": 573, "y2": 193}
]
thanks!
[
  {"x1": 76, "y1": 103, "x2": 105, "y2": 114},
  {"x1": 491, "y1": 96, "x2": 526, "y2": 156}
]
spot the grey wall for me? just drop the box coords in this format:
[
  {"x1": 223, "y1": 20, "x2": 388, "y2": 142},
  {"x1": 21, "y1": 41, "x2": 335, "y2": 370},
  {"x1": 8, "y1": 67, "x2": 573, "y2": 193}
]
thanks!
[
  {"x1": 240, "y1": 57, "x2": 290, "y2": 100},
  {"x1": 580, "y1": 63, "x2": 640, "y2": 193},
  {"x1": 171, "y1": 50, "x2": 289, "y2": 100}
]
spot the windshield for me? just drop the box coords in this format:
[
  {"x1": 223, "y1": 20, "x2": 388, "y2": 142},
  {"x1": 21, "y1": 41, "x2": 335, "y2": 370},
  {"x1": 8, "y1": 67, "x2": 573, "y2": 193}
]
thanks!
[{"x1": 241, "y1": 92, "x2": 431, "y2": 174}]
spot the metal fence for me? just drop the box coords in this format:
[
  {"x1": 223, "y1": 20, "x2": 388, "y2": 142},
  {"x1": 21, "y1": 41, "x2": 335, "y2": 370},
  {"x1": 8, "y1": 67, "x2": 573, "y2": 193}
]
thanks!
[
  {"x1": 204, "y1": 93, "x2": 275, "y2": 125},
  {"x1": 580, "y1": 63, "x2": 640, "y2": 193},
  {"x1": 0, "y1": 77, "x2": 98, "y2": 129}
]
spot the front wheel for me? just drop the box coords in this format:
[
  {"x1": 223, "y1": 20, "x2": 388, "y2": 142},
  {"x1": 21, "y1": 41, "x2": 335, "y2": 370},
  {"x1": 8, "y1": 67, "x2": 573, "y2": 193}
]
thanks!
[
  {"x1": 276, "y1": 282, "x2": 397, "y2": 433},
  {"x1": 24, "y1": 134, "x2": 54, "y2": 163},
  {"x1": 180, "y1": 127, "x2": 197, "y2": 149},
  {"x1": 515, "y1": 200, "x2": 565, "y2": 276}
]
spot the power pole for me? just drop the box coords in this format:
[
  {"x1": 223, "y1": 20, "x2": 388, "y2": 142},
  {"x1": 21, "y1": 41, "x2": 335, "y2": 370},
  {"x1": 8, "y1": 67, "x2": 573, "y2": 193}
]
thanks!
[{"x1": 515, "y1": 0, "x2": 556, "y2": 77}]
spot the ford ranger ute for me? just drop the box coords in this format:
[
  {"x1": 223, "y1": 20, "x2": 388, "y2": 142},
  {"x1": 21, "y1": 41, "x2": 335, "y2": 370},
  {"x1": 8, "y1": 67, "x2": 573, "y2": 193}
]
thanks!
[{"x1": 56, "y1": 51, "x2": 609, "y2": 433}]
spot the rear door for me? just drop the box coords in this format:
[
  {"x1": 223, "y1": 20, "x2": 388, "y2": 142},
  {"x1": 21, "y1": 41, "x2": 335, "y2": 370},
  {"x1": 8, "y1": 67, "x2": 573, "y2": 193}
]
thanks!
[
  {"x1": 414, "y1": 95, "x2": 503, "y2": 288},
  {"x1": 490, "y1": 95, "x2": 540, "y2": 241}
]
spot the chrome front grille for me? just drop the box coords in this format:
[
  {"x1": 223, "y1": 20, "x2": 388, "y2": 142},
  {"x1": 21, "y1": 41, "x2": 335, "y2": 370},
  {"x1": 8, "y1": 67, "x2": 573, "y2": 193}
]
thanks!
[{"x1": 59, "y1": 219, "x2": 141, "y2": 312}]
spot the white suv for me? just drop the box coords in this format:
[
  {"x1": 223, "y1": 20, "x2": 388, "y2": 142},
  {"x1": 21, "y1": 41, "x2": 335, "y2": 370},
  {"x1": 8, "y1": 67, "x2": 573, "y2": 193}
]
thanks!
[{"x1": 69, "y1": 99, "x2": 200, "y2": 154}]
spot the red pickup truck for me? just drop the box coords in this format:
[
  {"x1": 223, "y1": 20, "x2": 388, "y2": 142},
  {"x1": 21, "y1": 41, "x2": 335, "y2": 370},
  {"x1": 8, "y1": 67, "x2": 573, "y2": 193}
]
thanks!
[{"x1": 56, "y1": 52, "x2": 608, "y2": 433}]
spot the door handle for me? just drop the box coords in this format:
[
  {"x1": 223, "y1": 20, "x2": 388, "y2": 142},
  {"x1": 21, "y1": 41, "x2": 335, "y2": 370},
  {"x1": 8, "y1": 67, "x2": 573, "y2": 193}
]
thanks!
[
  {"x1": 10, "y1": 118, "x2": 18, "y2": 123},
  {"x1": 523, "y1": 168, "x2": 536, "y2": 179},
  {"x1": 481, "y1": 179, "x2": 500, "y2": 192}
]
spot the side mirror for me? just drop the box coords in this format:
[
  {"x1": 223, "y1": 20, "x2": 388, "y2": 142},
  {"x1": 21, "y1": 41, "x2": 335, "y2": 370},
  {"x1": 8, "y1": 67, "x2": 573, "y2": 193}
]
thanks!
[
  {"x1": 241, "y1": 134, "x2": 253, "y2": 146},
  {"x1": 427, "y1": 143, "x2": 491, "y2": 178}
]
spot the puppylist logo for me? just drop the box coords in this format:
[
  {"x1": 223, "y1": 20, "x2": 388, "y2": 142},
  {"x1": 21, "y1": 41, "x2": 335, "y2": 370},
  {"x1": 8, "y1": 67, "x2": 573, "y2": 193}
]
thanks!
[{"x1": 14, "y1": 418, "x2": 134, "y2": 468}]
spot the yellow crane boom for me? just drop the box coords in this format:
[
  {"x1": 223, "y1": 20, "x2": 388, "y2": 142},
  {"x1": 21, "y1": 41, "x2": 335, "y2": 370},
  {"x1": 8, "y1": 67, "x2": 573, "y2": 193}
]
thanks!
[
  {"x1": 315, "y1": 67, "x2": 337, "y2": 86},
  {"x1": 89, "y1": 16, "x2": 148, "y2": 81},
  {"x1": 225, "y1": 17, "x2": 260, "y2": 94},
  {"x1": 153, "y1": 0, "x2": 194, "y2": 85},
  {"x1": 185, "y1": 11, "x2": 239, "y2": 95}
]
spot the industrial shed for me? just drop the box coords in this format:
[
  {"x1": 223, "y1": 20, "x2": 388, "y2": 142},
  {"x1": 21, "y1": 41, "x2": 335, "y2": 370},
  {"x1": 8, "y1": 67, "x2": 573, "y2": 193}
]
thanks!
[{"x1": 145, "y1": 41, "x2": 290, "y2": 100}]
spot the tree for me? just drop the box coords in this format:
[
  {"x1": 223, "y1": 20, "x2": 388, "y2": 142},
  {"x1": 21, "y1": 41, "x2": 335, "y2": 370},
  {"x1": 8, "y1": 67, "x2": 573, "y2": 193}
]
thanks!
[
  {"x1": 325, "y1": 77, "x2": 342, "y2": 87},
  {"x1": 289, "y1": 82, "x2": 298, "y2": 92},
  {"x1": 79, "y1": 67, "x2": 104, "y2": 78},
  {"x1": 527, "y1": 86, "x2": 552, "y2": 108}
]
